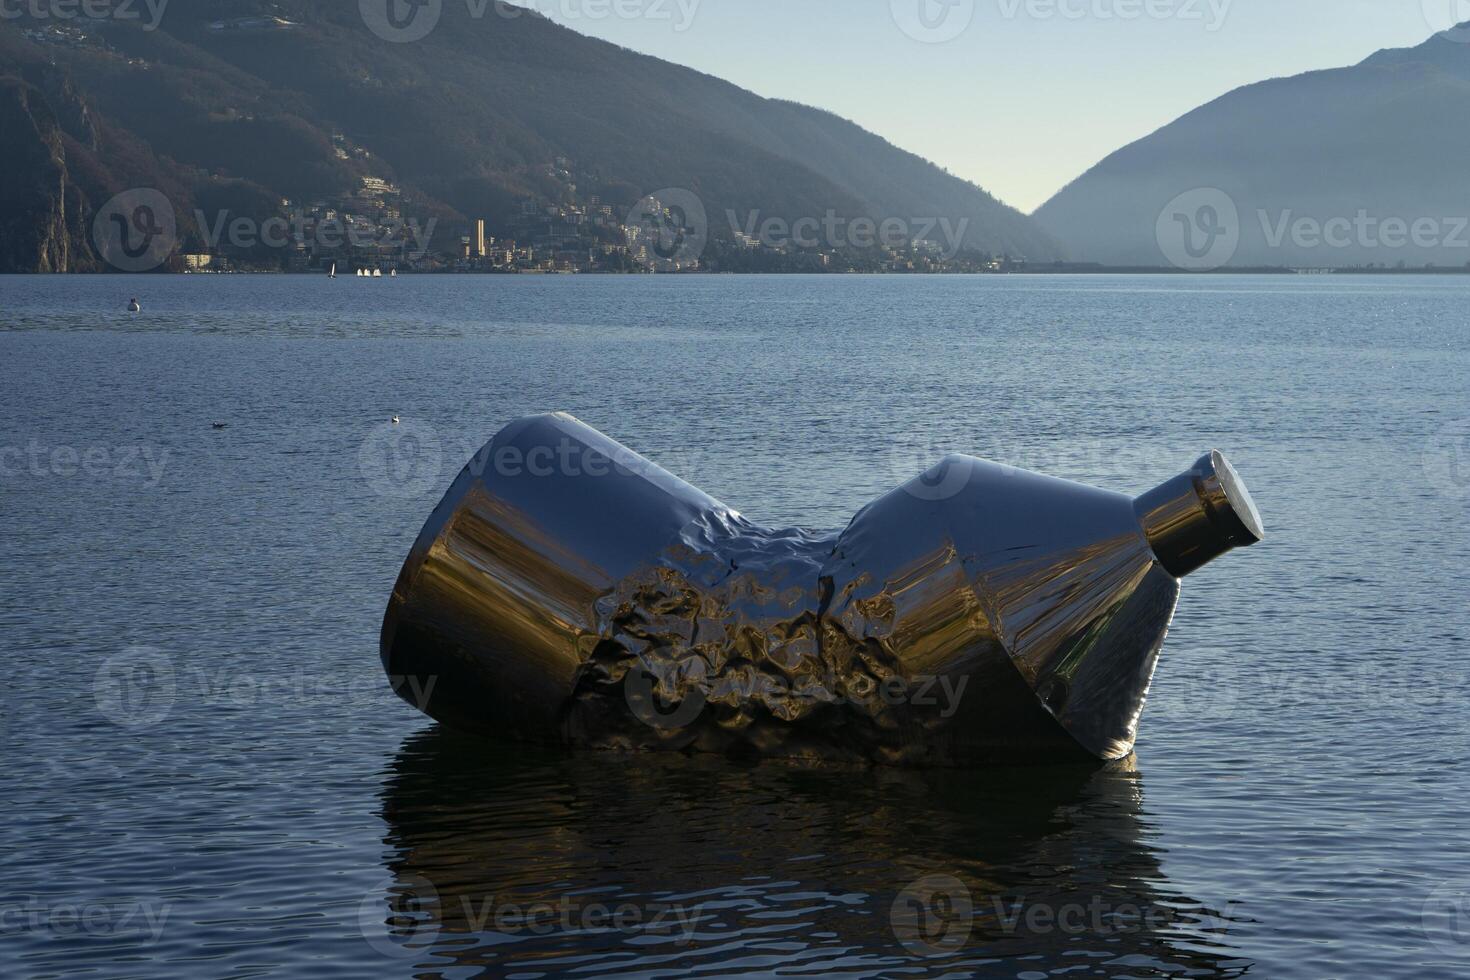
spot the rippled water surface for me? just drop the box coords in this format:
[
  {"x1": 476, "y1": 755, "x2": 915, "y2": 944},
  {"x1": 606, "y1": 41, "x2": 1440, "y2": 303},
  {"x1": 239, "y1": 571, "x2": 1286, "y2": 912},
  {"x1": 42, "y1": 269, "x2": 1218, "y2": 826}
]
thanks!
[{"x1": 2, "y1": 274, "x2": 1468, "y2": 978}]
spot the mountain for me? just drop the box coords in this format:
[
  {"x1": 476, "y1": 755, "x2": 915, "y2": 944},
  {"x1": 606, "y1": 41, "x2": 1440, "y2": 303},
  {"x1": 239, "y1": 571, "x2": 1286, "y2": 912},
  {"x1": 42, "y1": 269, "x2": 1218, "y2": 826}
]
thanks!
[
  {"x1": 1034, "y1": 26, "x2": 1470, "y2": 269},
  {"x1": 0, "y1": 1, "x2": 1060, "y2": 272}
]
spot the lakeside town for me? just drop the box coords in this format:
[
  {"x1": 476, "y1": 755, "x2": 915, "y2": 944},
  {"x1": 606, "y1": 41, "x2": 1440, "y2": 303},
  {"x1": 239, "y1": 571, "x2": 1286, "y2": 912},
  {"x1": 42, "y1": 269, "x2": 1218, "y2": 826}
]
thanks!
[{"x1": 170, "y1": 148, "x2": 1032, "y2": 276}]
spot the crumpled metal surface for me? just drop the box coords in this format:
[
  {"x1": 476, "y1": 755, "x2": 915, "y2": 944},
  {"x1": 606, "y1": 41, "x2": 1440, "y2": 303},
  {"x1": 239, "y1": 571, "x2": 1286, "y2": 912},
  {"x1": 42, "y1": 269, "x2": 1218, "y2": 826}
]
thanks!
[{"x1": 381, "y1": 414, "x2": 1261, "y2": 767}]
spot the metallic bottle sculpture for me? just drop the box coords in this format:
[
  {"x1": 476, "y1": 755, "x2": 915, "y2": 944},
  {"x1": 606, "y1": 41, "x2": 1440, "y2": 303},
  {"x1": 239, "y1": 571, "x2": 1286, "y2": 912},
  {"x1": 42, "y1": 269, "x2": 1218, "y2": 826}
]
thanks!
[{"x1": 382, "y1": 414, "x2": 1263, "y2": 766}]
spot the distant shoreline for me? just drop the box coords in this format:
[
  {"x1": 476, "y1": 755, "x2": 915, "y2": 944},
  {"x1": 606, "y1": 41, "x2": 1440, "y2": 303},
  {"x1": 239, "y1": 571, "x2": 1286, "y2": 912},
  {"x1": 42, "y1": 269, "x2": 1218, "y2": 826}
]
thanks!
[{"x1": 7, "y1": 267, "x2": 1470, "y2": 277}]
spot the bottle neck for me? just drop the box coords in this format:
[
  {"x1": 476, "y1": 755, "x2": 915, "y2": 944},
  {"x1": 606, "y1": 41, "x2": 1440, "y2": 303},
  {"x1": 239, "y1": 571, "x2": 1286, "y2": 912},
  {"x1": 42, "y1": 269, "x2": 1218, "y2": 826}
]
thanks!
[{"x1": 1134, "y1": 451, "x2": 1264, "y2": 578}]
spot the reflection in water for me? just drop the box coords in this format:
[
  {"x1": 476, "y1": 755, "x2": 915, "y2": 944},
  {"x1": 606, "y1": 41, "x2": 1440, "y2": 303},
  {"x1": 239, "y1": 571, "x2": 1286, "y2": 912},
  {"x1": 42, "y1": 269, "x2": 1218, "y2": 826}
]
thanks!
[{"x1": 370, "y1": 730, "x2": 1252, "y2": 978}]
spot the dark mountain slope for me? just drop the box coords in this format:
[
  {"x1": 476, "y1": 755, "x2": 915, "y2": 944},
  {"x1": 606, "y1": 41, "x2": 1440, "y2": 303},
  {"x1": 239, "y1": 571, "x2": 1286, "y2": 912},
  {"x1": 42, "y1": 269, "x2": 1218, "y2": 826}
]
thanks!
[{"x1": 0, "y1": 1, "x2": 1059, "y2": 270}]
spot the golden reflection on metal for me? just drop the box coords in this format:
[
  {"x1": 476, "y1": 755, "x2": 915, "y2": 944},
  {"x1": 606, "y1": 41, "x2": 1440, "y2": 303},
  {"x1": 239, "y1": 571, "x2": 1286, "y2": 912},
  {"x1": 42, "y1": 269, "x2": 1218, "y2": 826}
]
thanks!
[{"x1": 382, "y1": 414, "x2": 1264, "y2": 766}]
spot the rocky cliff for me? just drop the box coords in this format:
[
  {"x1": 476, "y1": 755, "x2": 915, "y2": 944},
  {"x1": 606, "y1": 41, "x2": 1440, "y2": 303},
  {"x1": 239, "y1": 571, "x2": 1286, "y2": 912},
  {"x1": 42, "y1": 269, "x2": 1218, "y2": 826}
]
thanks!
[{"x1": 0, "y1": 75, "x2": 93, "y2": 273}]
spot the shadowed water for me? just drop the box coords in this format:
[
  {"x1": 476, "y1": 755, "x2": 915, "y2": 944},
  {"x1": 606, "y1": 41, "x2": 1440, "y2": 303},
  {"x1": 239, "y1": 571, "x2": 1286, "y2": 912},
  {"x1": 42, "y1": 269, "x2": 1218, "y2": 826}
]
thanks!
[{"x1": 1, "y1": 273, "x2": 1467, "y2": 978}]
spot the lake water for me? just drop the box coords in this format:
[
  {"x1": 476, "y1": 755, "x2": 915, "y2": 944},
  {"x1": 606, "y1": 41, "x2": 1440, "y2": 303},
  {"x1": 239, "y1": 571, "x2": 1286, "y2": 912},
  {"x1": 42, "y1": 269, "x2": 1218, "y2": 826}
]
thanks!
[{"x1": 1, "y1": 273, "x2": 1467, "y2": 979}]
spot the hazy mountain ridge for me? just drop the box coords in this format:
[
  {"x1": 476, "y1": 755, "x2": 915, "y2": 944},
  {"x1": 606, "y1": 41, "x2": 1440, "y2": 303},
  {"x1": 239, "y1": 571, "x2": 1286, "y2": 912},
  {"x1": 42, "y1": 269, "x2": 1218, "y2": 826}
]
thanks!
[
  {"x1": 0, "y1": 1, "x2": 1060, "y2": 271},
  {"x1": 1359, "y1": 29, "x2": 1470, "y2": 80},
  {"x1": 1034, "y1": 25, "x2": 1470, "y2": 268}
]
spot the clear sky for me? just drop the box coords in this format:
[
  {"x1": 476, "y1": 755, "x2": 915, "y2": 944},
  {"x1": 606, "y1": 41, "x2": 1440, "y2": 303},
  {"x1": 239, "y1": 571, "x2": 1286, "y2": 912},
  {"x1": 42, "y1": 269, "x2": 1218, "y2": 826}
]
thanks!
[{"x1": 518, "y1": 0, "x2": 1447, "y2": 213}]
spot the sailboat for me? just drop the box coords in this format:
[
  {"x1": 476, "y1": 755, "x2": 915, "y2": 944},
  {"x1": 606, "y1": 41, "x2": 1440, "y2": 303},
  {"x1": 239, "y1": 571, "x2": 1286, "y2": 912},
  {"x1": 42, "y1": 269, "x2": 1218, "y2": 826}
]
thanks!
[
  {"x1": 357, "y1": 268, "x2": 366, "y2": 277},
  {"x1": 372, "y1": 268, "x2": 382, "y2": 278},
  {"x1": 389, "y1": 269, "x2": 397, "y2": 278},
  {"x1": 329, "y1": 262, "x2": 336, "y2": 279}
]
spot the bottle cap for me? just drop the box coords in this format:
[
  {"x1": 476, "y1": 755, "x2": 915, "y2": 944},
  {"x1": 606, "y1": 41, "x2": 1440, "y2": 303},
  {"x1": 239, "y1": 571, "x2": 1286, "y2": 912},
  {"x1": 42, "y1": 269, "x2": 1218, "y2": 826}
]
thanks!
[{"x1": 1134, "y1": 451, "x2": 1264, "y2": 577}]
